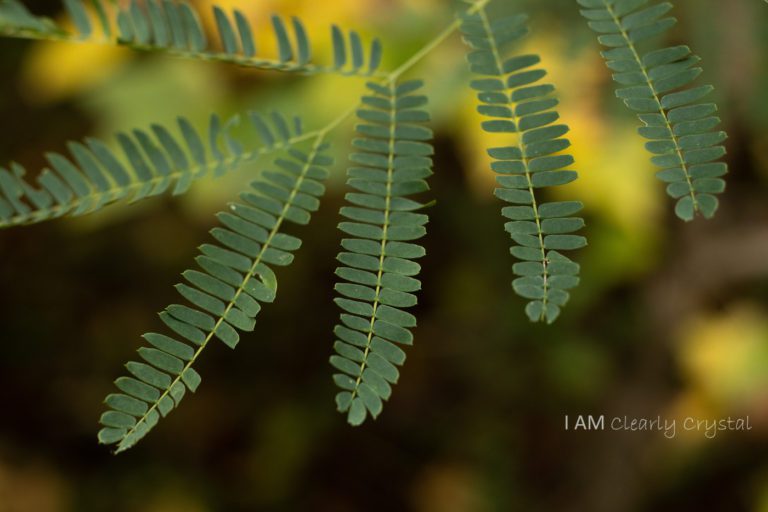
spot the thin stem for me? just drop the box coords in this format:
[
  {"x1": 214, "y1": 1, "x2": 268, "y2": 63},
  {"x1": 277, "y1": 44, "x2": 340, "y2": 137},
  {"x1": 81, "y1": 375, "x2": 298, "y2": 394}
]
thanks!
[
  {"x1": 390, "y1": 0, "x2": 492, "y2": 79},
  {"x1": 316, "y1": 0, "x2": 495, "y2": 136}
]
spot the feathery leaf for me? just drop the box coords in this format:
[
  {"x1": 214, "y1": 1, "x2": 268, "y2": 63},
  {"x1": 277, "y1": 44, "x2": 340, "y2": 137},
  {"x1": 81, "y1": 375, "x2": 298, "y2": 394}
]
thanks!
[
  {"x1": 99, "y1": 139, "x2": 334, "y2": 452},
  {"x1": 331, "y1": 79, "x2": 433, "y2": 426},
  {"x1": 0, "y1": 111, "x2": 307, "y2": 228},
  {"x1": 460, "y1": 8, "x2": 586, "y2": 324},
  {"x1": 578, "y1": 0, "x2": 728, "y2": 221},
  {"x1": 0, "y1": 0, "x2": 385, "y2": 77}
]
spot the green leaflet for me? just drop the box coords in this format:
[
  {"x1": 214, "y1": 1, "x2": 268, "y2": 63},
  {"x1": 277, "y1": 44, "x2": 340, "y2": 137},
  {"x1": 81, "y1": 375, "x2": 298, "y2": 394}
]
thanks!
[
  {"x1": 0, "y1": 111, "x2": 306, "y2": 228},
  {"x1": 578, "y1": 0, "x2": 728, "y2": 221},
  {"x1": 0, "y1": 0, "x2": 384, "y2": 77},
  {"x1": 98, "y1": 141, "x2": 334, "y2": 453},
  {"x1": 0, "y1": 0, "x2": 60, "y2": 34},
  {"x1": 330, "y1": 25, "x2": 383, "y2": 75},
  {"x1": 331, "y1": 79, "x2": 433, "y2": 426},
  {"x1": 459, "y1": 10, "x2": 586, "y2": 324}
]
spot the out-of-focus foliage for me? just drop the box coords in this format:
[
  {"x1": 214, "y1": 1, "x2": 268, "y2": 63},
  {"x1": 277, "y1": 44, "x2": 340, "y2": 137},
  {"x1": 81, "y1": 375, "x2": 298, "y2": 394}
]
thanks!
[
  {"x1": 330, "y1": 79, "x2": 434, "y2": 426},
  {"x1": 0, "y1": 110, "x2": 309, "y2": 228},
  {"x1": 0, "y1": 0, "x2": 385, "y2": 77}
]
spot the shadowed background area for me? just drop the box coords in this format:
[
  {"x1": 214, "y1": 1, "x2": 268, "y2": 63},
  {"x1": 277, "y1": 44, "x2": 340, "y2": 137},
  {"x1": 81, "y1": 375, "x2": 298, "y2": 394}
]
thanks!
[{"x1": 1, "y1": 0, "x2": 768, "y2": 510}]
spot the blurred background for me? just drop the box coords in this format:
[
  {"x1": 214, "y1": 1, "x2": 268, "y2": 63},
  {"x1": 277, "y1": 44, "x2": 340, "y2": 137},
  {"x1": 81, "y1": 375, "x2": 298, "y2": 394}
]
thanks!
[{"x1": 1, "y1": 0, "x2": 768, "y2": 510}]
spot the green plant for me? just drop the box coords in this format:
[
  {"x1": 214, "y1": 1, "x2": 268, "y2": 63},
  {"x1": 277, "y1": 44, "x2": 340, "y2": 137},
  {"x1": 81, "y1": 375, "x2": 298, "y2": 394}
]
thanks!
[
  {"x1": 579, "y1": 0, "x2": 728, "y2": 221},
  {"x1": 0, "y1": 0, "x2": 728, "y2": 452},
  {"x1": 330, "y1": 79, "x2": 433, "y2": 426},
  {"x1": 459, "y1": 9, "x2": 585, "y2": 324}
]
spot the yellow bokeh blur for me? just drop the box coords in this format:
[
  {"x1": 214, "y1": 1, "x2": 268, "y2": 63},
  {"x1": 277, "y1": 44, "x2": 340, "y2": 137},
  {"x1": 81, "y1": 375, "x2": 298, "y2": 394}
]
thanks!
[
  {"x1": 22, "y1": 40, "x2": 129, "y2": 103},
  {"x1": 677, "y1": 304, "x2": 768, "y2": 411}
]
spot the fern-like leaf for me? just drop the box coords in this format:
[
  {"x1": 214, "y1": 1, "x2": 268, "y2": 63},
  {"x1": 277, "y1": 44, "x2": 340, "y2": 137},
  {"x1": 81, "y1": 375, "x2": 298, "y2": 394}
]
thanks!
[
  {"x1": 0, "y1": 0, "x2": 384, "y2": 77},
  {"x1": 98, "y1": 139, "x2": 333, "y2": 452},
  {"x1": 579, "y1": 0, "x2": 728, "y2": 221},
  {"x1": 459, "y1": 10, "x2": 586, "y2": 324},
  {"x1": 330, "y1": 79, "x2": 433, "y2": 426},
  {"x1": 0, "y1": 111, "x2": 306, "y2": 228}
]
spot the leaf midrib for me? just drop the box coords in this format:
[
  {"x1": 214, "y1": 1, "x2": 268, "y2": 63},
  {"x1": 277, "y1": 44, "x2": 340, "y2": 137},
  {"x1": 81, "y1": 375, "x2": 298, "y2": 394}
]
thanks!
[{"x1": 349, "y1": 80, "x2": 398, "y2": 406}]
